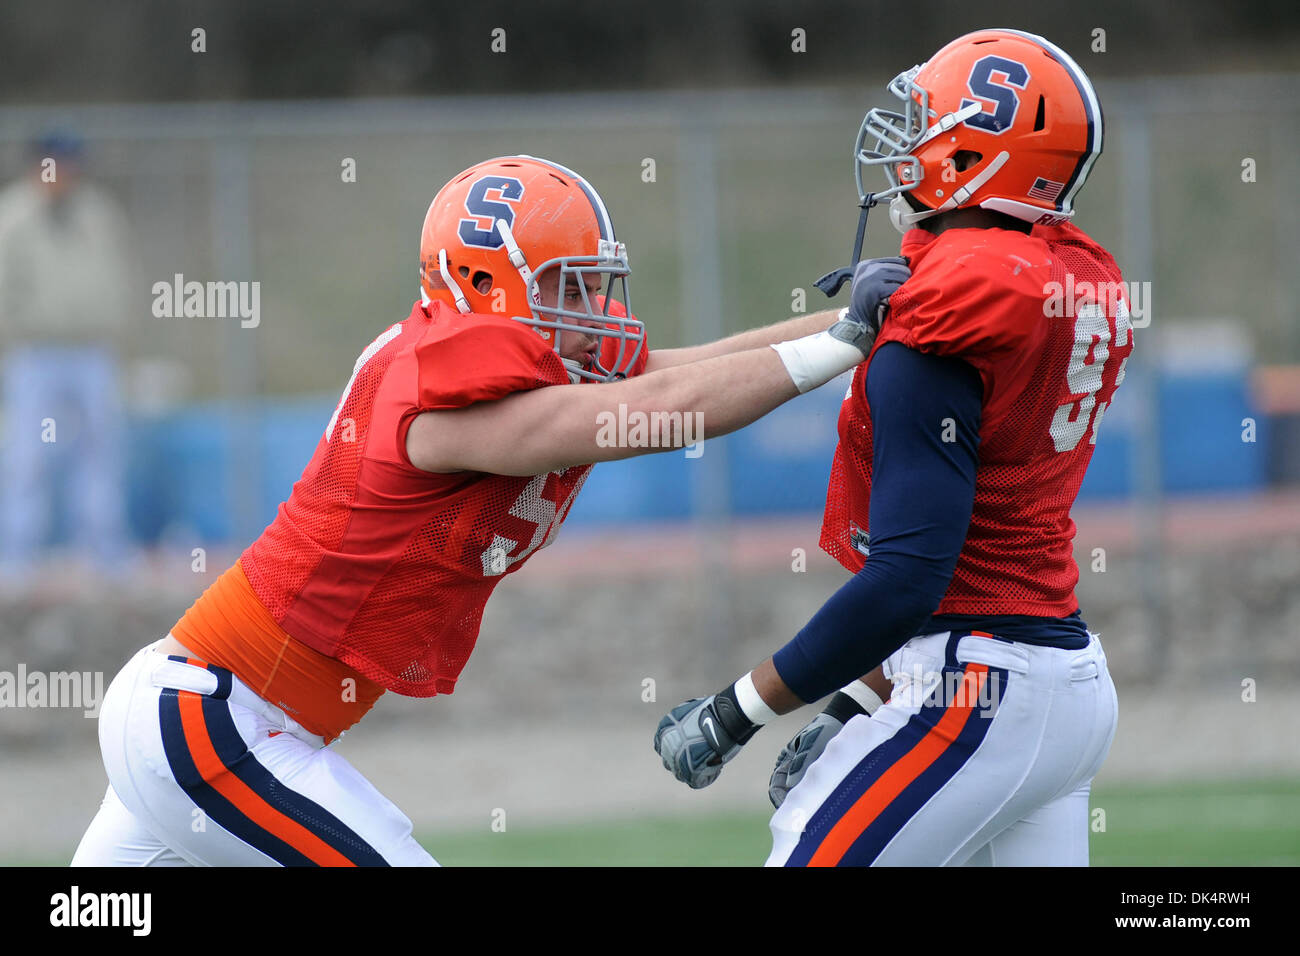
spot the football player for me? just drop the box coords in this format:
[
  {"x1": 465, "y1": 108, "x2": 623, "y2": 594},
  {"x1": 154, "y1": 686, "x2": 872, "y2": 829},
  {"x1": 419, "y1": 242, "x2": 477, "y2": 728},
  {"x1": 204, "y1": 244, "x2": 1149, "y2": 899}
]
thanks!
[
  {"x1": 655, "y1": 29, "x2": 1130, "y2": 866},
  {"x1": 72, "y1": 154, "x2": 897, "y2": 866}
]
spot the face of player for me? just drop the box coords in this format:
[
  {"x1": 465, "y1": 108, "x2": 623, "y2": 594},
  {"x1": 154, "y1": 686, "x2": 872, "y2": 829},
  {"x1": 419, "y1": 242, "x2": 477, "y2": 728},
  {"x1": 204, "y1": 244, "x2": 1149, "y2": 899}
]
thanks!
[{"x1": 533, "y1": 269, "x2": 607, "y2": 370}]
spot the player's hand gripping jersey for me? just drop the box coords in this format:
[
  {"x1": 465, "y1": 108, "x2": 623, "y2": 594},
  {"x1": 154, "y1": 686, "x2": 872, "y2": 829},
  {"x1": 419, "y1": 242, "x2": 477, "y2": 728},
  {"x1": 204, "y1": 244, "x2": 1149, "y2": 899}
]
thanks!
[
  {"x1": 821, "y1": 221, "x2": 1133, "y2": 616},
  {"x1": 173, "y1": 300, "x2": 647, "y2": 740}
]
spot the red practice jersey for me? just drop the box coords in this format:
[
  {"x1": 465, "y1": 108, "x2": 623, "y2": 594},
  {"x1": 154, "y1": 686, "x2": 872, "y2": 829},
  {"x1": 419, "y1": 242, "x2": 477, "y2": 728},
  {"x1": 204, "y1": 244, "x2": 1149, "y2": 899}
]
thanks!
[
  {"x1": 821, "y1": 222, "x2": 1133, "y2": 616},
  {"x1": 240, "y1": 300, "x2": 647, "y2": 696}
]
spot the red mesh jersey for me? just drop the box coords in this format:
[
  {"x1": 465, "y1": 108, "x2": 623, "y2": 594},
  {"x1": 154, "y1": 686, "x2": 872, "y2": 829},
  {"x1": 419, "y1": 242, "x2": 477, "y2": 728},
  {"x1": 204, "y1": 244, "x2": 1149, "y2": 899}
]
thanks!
[
  {"x1": 241, "y1": 300, "x2": 648, "y2": 696},
  {"x1": 821, "y1": 222, "x2": 1134, "y2": 616}
]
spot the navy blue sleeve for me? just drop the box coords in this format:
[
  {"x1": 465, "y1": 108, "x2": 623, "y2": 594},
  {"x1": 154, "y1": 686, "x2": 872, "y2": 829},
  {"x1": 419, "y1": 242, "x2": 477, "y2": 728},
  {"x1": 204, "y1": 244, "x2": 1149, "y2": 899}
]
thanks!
[{"x1": 772, "y1": 342, "x2": 983, "y2": 704}]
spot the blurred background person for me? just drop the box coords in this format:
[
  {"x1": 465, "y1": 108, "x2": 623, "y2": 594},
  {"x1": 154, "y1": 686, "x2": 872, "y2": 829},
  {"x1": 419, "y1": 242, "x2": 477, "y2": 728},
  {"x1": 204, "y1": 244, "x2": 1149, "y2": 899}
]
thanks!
[{"x1": 0, "y1": 131, "x2": 134, "y2": 581}]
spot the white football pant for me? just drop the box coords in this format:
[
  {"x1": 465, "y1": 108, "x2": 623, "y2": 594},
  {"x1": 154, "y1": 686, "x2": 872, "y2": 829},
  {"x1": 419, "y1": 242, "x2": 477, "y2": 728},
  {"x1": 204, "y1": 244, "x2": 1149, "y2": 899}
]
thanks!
[
  {"x1": 768, "y1": 629, "x2": 1118, "y2": 866},
  {"x1": 72, "y1": 640, "x2": 436, "y2": 866}
]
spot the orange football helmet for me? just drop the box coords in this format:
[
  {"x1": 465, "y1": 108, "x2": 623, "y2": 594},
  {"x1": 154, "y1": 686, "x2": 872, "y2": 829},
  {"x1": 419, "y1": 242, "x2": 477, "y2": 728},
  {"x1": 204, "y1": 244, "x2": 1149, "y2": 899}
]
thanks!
[
  {"x1": 855, "y1": 29, "x2": 1103, "y2": 232},
  {"x1": 418, "y1": 155, "x2": 643, "y2": 382}
]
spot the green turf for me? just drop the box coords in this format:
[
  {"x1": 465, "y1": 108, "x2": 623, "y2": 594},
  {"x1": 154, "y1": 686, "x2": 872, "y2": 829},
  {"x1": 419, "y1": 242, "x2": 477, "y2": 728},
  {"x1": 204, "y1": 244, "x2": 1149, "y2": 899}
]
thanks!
[
  {"x1": 6, "y1": 776, "x2": 1296, "y2": 866},
  {"x1": 1086, "y1": 777, "x2": 1300, "y2": 866},
  {"x1": 424, "y1": 813, "x2": 770, "y2": 867},
  {"x1": 417, "y1": 777, "x2": 1300, "y2": 866}
]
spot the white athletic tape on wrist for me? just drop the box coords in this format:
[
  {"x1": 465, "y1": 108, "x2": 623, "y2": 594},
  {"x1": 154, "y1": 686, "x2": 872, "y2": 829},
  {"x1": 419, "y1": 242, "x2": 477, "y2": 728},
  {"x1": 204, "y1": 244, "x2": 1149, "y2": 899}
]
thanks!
[
  {"x1": 770, "y1": 330, "x2": 864, "y2": 394},
  {"x1": 735, "y1": 672, "x2": 779, "y2": 725},
  {"x1": 839, "y1": 679, "x2": 885, "y2": 715}
]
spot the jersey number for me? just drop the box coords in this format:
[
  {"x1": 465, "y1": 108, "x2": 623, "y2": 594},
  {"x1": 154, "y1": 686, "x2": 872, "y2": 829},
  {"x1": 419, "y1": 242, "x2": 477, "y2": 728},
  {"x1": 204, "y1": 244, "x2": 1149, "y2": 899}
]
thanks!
[
  {"x1": 1049, "y1": 302, "x2": 1131, "y2": 453},
  {"x1": 480, "y1": 471, "x2": 588, "y2": 577}
]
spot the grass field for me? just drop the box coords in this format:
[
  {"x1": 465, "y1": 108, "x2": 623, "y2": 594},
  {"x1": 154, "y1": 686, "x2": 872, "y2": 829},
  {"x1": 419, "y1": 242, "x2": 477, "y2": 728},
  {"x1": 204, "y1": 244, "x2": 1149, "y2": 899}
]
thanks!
[
  {"x1": 418, "y1": 777, "x2": 1300, "y2": 866},
  {"x1": 6, "y1": 776, "x2": 1295, "y2": 867}
]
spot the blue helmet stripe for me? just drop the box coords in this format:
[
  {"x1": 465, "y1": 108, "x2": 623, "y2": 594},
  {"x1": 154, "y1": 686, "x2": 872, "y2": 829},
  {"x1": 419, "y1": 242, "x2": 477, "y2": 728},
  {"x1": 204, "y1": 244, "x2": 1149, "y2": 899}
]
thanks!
[
  {"x1": 511, "y1": 154, "x2": 615, "y2": 241},
  {"x1": 998, "y1": 29, "x2": 1103, "y2": 214}
]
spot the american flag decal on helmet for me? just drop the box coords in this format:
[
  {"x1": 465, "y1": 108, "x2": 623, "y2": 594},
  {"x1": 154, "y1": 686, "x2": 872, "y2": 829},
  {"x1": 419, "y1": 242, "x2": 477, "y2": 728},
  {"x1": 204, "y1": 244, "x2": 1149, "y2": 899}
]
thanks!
[{"x1": 1028, "y1": 177, "x2": 1065, "y2": 203}]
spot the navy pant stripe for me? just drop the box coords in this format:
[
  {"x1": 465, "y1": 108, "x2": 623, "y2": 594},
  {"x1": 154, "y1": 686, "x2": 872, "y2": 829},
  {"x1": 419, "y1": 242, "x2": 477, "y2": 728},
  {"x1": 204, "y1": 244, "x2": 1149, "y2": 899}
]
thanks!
[
  {"x1": 158, "y1": 689, "x2": 316, "y2": 866},
  {"x1": 785, "y1": 663, "x2": 1007, "y2": 867},
  {"x1": 838, "y1": 668, "x2": 1005, "y2": 865},
  {"x1": 198, "y1": 693, "x2": 389, "y2": 866}
]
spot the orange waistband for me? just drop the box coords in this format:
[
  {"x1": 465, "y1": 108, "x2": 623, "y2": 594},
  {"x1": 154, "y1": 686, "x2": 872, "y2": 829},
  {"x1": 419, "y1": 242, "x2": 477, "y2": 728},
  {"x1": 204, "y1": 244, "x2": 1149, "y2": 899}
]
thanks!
[{"x1": 171, "y1": 560, "x2": 384, "y2": 742}]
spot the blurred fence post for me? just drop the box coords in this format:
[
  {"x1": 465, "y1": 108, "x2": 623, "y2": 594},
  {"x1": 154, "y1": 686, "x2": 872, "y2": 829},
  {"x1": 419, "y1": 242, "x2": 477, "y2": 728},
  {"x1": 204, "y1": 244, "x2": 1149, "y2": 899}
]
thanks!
[
  {"x1": 1272, "y1": 121, "x2": 1300, "y2": 361},
  {"x1": 677, "y1": 117, "x2": 736, "y2": 668},
  {"x1": 1118, "y1": 102, "x2": 1168, "y2": 681},
  {"x1": 210, "y1": 135, "x2": 262, "y2": 547}
]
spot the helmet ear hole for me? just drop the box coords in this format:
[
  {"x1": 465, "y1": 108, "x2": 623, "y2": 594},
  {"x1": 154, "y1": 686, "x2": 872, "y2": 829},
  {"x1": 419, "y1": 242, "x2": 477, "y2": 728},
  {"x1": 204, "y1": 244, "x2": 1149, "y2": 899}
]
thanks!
[
  {"x1": 953, "y1": 150, "x2": 983, "y2": 172},
  {"x1": 471, "y1": 270, "x2": 492, "y2": 294}
]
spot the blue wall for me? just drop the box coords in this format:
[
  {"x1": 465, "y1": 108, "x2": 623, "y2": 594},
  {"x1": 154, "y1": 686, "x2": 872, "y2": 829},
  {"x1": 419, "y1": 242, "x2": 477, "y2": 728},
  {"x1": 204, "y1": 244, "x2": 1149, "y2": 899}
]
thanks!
[{"x1": 123, "y1": 365, "x2": 1270, "y2": 545}]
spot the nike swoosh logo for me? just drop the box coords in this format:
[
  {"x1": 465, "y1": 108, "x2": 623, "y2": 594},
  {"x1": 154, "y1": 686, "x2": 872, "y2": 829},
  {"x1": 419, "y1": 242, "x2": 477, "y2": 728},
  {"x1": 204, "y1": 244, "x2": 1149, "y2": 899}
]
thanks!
[{"x1": 700, "y1": 714, "x2": 719, "y2": 749}]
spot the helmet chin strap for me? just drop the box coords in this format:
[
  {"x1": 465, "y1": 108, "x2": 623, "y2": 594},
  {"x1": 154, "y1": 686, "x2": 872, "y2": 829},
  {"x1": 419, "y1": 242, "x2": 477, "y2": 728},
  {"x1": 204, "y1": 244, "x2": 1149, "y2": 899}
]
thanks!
[
  {"x1": 428, "y1": 223, "x2": 537, "y2": 320},
  {"x1": 561, "y1": 357, "x2": 584, "y2": 384},
  {"x1": 889, "y1": 150, "x2": 1011, "y2": 232},
  {"x1": 888, "y1": 194, "x2": 919, "y2": 234},
  {"x1": 495, "y1": 217, "x2": 577, "y2": 356},
  {"x1": 494, "y1": 219, "x2": 534, "y2": 292},
  {"x1": 437, "y1": 248, "x2": 472, "y2": 314},
  {"x1": 494, "y1": 218, "x2": 552, "y2": 344},
  {"x1": 913, "y1": 101, "x2": 983, "y2": 149}
]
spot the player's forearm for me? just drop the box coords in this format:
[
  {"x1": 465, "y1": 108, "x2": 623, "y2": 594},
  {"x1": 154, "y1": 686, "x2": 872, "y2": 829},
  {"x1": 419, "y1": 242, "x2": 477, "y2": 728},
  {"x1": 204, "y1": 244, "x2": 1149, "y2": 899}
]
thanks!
[
  {"x1": 442, "y1": 345, "x2": 801, "y2": 476},
  {"x1": 645, "y1": 309, "x2": 840, "y2": 372},
  {"x1": 751, "y1": 657, "x2": 806, "y2": 715},
  {"x1": 748, "y1": 661, "x2": 889, "y2": 717},
  {"x1": 861, "y1": 667, "x2": 892, "y2": 703},
  {"x1": 546, "y1": 346, "x2": 802, "y2": 468},
  {"x1": 413, "y1": 316, "x2": 871, "y2": 475}
]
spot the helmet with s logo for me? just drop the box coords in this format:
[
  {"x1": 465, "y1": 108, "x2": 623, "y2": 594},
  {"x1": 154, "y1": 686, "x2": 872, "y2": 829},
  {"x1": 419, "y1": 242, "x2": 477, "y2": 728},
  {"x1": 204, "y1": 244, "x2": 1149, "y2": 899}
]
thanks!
[
  {"x1": 855, "y1": 29, "x2": 1103, "y2": 233},
  {"x1": 418, "y1": 155, "x2": 643, "y2": 382}
]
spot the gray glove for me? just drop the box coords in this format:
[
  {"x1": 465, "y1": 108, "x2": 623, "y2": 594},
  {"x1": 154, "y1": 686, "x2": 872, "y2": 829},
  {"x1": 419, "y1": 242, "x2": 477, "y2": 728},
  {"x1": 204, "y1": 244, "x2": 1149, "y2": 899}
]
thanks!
[
  {"x1": 654, "y1": 691, "x2": 759, "y2": 790},
  {"x1": 827, "y1": 256, "x2": 911, "y2": 356},
  {"x1": 768, "y1": 690, "x2": 870, "y2": 808}
]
